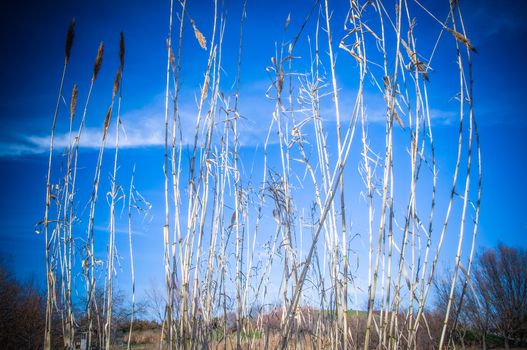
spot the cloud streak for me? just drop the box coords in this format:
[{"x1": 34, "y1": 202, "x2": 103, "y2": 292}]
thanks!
[
  {"x1": 1, "y1": 83, "x2": 277, "y2": 157},
  {"x1": 0, "y1": 81, "x2": 459, "y2": 157}
]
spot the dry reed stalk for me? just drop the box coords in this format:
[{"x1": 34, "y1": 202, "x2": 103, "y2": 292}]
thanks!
[
  {"x1": 363, "y1": 1, "x2": 403, "y2": 347},
  {"x1": 397, "y1": 3, "x2": 438, "y2": 346},
  {"x1": 322, "y1": 1, "x2": 352, "y2": 346},
  {"x1": 175, "y1": 1, "x2": 220, "y2": 347},
  {"x1": 383, "y1": 2, "x2": 419, "y2": 347},
  {"x1": 68, "y1": 44, "x2": 101, "y2": 348},
  {"x1": 60, "y1": 83, "x2": 79, "y2": 349},
  {"x1": 162, "y1": 0, "x2": 175, "y2": 347},
  {"x1": 447, "y1": 10, "x2": 482, "y2": 342},
  {"x1": 126, "y1": 168, "x2": 137, "y2": 350},
  {"x1": 86, "y1": 111, "x2": 112, "y2": 349},
  {"x1": 438, "y1": 3, "x2": 479, "y2": 348},
  {"x1": 280, "y1": 87, "x2": 361, "y2": 349},
  {"x1": 104, "y1": 32, "x2": 125, "y2": 350},
  {"x1": 43, "y1": 19, "x2": 75, "y2": 350},
  {"x1": 85, "y1": 39, "x2": 129, "y2": 348},
  {"x1": 190, "y1": 28, "x2": 224, "y2": 347}
]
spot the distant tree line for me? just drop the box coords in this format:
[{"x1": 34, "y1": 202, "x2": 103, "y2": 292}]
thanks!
[
  {"x1": 2, "y1": 244, "x2": 526, "y2": 349},
  {"x1": 435, "y1": 244, "x2": 527, "y2": 349},
  {"x1": 0, "y1": 258, "x2": 150, "y2": 349},
  {"x1": 0, "y1": 260, "x2": 50, "y2": 349}
]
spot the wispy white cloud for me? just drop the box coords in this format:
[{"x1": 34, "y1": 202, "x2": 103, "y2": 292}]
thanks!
[
  {"x1": 0, "y1": 142, "x2": 43, "y2": 157},
  {"x1": 318, "y1": 87, "x2": 459, "y2": 127},
  {"x1": 0, "y1": 90, "x2": 274, "y2": 157},
  {"x1": 0, "y1": 98, "x2": 167, "y2": 157},
  {"x1": 94, "y1": 225, "x2": 150, "y2": 238},
  {"x1": 0, "y1": 81, "x2": 459, "y2": 157},
  {"x1": 27, "y1": 97, "x2": 168, "y2": 153},
  {"x1": 429, "y1": 108, "x2": 457, "y2": 125}
]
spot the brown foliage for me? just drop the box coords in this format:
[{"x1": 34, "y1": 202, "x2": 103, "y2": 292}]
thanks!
[{"x1": 0, "y1": 261, "x2": 59, "y2": 349}]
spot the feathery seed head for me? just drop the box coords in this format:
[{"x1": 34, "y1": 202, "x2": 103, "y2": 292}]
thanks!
[
  {"x1": 70, "y1": 84, "x2": 78, "y2": 121},
  {"x1": 65, "y1": 19, "x2": 75, "y2": 64},
  {"x1": 448, "y1": 28, "x2": 477, "y2": 53},
  {"x1": 103, "y1": 107, "x2": 112, "y2": 139},
  {"x1": 168, "y1": 42, "x2": 175, "y2": 71},
  {"x1": 190, "y1": 19, "x2": 207, "y2": 50},
  {"x1": 119, "y1": 32, "x2": 125, "y2": 68},
  {"x1": 112, "y1": 67, "x2": 122, "y2": 99},
  {"x1": 92, "y1": 42, "x2": 104, "y2": 82}
]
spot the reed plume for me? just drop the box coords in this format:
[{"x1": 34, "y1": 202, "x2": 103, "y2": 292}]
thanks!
[
  {"x1": 190, "y1": 18, "x2": 207, "y2": 49},
  {"x1": 43, "y1": 17, "x2": 76, "y2": 350},
  {"x1": 102, "y1": 106, "x2": 112, "y2": 139},
  {"x1": 92, "y1": 42, "x2": 104, "y2": 82},
  {"x1": 113, "y1": 68, "x2": 122, "y2": 99},
  {"x1": 448, "y1": 28, "x2": 477, "y2": 53},
  {"x1": 120, "y1": 32, "x2": 125, "y2": 68},
  {"x1": 65, "y1": 19, "x2": 75, "y2": 64},
  {"x1": 70, "y1": 84, "x2": 78, "y2": 121}
]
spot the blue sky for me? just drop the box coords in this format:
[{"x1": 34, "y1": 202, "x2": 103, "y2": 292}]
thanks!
[{"x1": 0, "y1": 0, "x2": 526, "y2": 308}]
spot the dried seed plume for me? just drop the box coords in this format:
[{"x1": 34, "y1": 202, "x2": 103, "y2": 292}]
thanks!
[
  {"x1": 190, "y1": 19, "x2": 207, "y2": 50},
  {"x1": 448, "y1": 28, "x2": 477, "y2": 53},
  {"x1": 70, "y1": 84, "x2": 78, "y2": 121},
  {"x1": 65, "y1": 19, "x2": 75, "y2": 64},
  {"x1": 92, "y1": 42, "x2": 104, "y2": 82},
  {"x1": 168, "y1": 43, "x2": 175, "y2": 71},
  {"x1": 119, "y1": 32, "x2": 125, "y2": 68},
  {"x1": 113, "y1": 68, "x2": 122, "y2": 99},
  {"x1": 102, "y1": 107, "x2": 112, "y2": 139}
]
